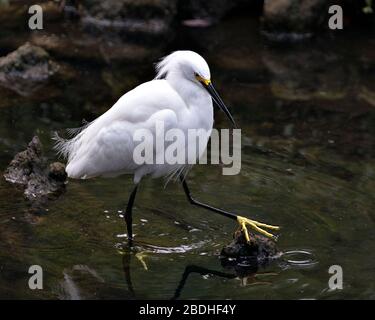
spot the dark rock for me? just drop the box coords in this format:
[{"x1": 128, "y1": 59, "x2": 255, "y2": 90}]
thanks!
[
  {"x1": 178, "y1": 0, "x2": 241, "y2": 25},
  {"x1": 80, "y1": 0, "x2": 177, "y2": 43},
  {"x1": 220, "y1": 230, "x2": 279, "y2": 268},
  {"x1": 4, "y1": 136, "x2": 67, "y2": 208},
  {"x1": 49, "y1": 162, "x2": 68, "y2": 182},
  {"x1": 0, "y1": 1, "x2": 29, "y2": 30},
  {"x1": 28, "y1": 0, "x2": 176, "y2": 63},
  {"x1": 0, "y1": 43, "x2": 59, "y2": 96},
  {"x1": 262, "y1": 0, "x2": 328, "y2": 41}
]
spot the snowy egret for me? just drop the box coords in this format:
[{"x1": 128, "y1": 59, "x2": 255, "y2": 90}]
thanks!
[{"x1": 54, "y1": 50, "x2": 279, "y2": 244}]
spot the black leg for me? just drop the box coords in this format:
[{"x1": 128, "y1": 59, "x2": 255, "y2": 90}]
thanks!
[
  {"x1": 179, "y1": 176, "x2": 237, "y2": 221},
  {"x1": 172, "y1": 265, "x2": 236, "y2": 300},
  {"x1": 124, "y1": 185, "x2": 138, "y2": 244}
]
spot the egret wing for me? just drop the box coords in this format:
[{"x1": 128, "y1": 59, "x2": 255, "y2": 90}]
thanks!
[{"x1": 59, "y1": 80, "x2": 183, "y2": 179}]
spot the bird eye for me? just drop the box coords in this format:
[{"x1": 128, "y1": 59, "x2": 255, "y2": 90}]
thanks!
[{"x1": 194, "y1": 72, "x2": 199, "y2": 77}]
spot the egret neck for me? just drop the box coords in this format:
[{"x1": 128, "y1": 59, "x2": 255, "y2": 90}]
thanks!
[{"x1": 166, "y1": 72, "x2": 213, "y2": 132}]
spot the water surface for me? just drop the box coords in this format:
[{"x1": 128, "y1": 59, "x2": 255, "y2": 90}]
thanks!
[{"x1": 0, "y1": 16, "x2": 375, "y2": 299}]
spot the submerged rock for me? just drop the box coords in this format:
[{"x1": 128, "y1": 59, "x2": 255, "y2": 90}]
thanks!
[
  {"x1": 0, "y1": 43, "x2": 59, "y2": 96},
  {"x1": 220, "y1": 230, "x2": 279, "y2": 269},
  {"x1": 262, "y1": 47, "x2": 351, "y2": 101},
  {"x1": 3, "y1": 136, "x2": 67, "y2": 208}
]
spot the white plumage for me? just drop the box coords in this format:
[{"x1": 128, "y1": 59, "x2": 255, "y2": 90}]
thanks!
[
  {"x1": 53, "y1": 50, "x2": 280, "y2": 242},
  {"x1": 54, "y1": 51, "x2": 214, "y2": 184}
]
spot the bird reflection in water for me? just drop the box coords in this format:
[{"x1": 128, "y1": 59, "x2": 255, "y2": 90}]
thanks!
[{"x1": 121, "y1": 243, "x2": 279, "y2": 300}]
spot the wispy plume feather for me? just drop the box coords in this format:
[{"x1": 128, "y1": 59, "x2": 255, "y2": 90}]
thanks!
[
  {"x1": 154, "y1": 51, "x2": 181, "y2": 79},
  {"x1": 52, "y1": 119, "x2": 94, "y2": 160}
]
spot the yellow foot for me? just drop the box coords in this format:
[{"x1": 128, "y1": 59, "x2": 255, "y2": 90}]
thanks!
[
  {"x1": 135, "y1": 252, "x2": 149, "y2": 271},
  {"x1": 237, "y1": 215, "x2": 280, "y2": 242}
]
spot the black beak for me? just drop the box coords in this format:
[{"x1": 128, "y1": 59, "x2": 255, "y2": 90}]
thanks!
[{"x1": 204, "y1": 82, "x2": 236, "y2": 128}]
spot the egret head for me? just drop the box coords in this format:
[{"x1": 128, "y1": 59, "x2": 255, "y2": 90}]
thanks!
[
  {"x1": 155, "y1": 50, "x2": 210, "y2": 82},
  {"x1": 155, "y1": 50, "x2": 236, "y2": 127}
]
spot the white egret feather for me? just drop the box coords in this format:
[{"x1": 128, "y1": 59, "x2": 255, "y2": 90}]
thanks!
[{"x1": 54, "y1": 50, "x2": 279, "y2": 243}]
